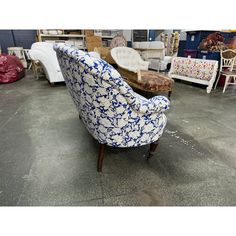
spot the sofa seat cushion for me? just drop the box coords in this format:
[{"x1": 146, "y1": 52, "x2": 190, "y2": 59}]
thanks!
[{"x1": 128, "y1": 70, "x2": 174, "y2": 92}]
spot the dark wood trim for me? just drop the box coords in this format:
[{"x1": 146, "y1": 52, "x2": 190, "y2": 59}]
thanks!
[
  {"x1": 97, "y1": 143, "x2": 105, "y2": 172},
  {"x1": 147, "y1": 140, "x2": 159, "y2": 159}
]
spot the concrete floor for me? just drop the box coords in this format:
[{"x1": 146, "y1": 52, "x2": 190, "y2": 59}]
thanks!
[{"x1": 0, "y1": 71, "x2": 236, "y2": 206}]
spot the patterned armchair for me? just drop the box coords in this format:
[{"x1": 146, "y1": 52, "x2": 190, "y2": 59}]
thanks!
[{"x1": 54, "y1": 44, "x2": 170, "y2": 172}]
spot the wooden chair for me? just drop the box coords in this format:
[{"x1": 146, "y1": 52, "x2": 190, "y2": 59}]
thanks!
[
  {"x1": 214, "y1": 49, "x2": 236, "y2": 90},
  {"x1": 221, "y1": 70, "x2": 236, "y2": 93},
  {"x1": 31, "y1": 60, "x2": 45, "y2": 80},
  {"x1": 8, "y1": 47, "x2": 27, "y2": 68}
]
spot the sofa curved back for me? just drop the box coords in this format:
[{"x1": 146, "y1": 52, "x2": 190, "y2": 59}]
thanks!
[
  {"x1": 29, "y1": 42, "x2": 64, "y2": 82},
  {"x1": 111, "y1": 46, "x2": 148, "y2": 72},
  {"x1": 54, "y1": 43, "x2": 168, "y2": 147}
]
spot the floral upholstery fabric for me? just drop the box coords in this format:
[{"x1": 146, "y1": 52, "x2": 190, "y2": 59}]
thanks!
[
  {"x1": 54, "y1": 44, "x2": 170, "y2": 147},
  {"x1": 138, "y1": 70, "x2": 174, "y2": 92},
  {"x1": 171, "y1": 57, "x2": 217, "y2": 81}
]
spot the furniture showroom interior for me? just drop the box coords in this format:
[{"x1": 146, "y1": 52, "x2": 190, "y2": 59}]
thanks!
[{"x1": 0, "y1": 29, "x2": 236, "y2": 206}]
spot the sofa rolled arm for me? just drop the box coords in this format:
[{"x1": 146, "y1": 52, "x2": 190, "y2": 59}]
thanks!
[
  {"x1": 130, "y1": 93, "x2": 170, "y2": 114},
  {"x1": 149, "y1": 95, "x2": 170, "y2": 112}
]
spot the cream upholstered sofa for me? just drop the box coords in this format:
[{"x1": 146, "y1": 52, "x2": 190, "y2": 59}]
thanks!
[
  {"x1": 111, "y1": 46, "x2": 149, "y2": 73},
  {"x1": 169, "y1": 57, "x2": 218, "y2": 93},
  {"x1": 133, "y1": 41, "x2": 173, "y2": 71},
  {"x1": 54, "y1": 43, "x2": 170, "y2": 172}
]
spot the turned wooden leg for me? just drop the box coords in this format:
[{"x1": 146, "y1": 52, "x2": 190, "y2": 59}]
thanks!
[
  {"x1": 168, "y1": 91, "x2": 172, "y2": 98},
  {"x1": 97, "y1": 144, "x2": 105, "y2": 172},
  {"x1": 147, "y1": 140, "x2": 159, "y2": 159}
]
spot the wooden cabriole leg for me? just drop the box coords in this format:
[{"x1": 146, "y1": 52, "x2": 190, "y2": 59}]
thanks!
[
  {"x1": 97, "y1": 144, "x2": 105, "y2": 172},
  {"x1": 147, "y1": 140, "x2": 159, "y2": 159}
]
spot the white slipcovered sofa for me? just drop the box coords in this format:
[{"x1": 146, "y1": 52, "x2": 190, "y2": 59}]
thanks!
[
  {"x1": 29, "y1": 42, "x2": 65, "y2": 83},
  {"x1": 29, "y1": 42, "x2": 100, "y2": 84},
  {"x1": 133, "y1": 41, "x2": 174, "y2": 71}
]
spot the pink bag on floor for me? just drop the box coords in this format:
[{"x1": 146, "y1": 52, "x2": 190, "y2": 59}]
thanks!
[{"x1": 0, "y1": 54, "x2": 25, "y2": 83}]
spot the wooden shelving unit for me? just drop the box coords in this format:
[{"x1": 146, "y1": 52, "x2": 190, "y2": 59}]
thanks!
[
  {"x1": 36, "y1": 29, "x2": 123, "y2": 50},
  {"x1": 38, "y1": 34, "x2": 85, "y2": 38},
  {"x1": 37, "y1": 30, "x2": 86, "y2": 50}
]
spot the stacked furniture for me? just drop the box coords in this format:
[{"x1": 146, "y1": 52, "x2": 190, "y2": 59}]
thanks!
[
  {"x1": 54, "y1": 43, "x2": 170, "y2": 172},
  {"x1": 37, "y1": 29, "x2": 126, "y2": 52},
  {"x1": 93, "y1": 29, "x2": 123, "y2": 46},
  {"x1": 133, "y1": 41, "x2": 174, "y2": 71}
]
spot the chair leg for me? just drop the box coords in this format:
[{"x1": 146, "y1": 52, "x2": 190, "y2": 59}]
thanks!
[
  {"x1": 97, "y1": 144, "x2": 105, "y2": 172},
  {"x1": 214, "y1": 73, "x2": 221, "y2": 89},
  {"x1": 223, "y1": 76, "x2": 230, "y2": 93},
  {"x1": 147, "y1": 140, "x2": 159, "y2": 159},
  {"x1": 168, "y1": 91, "x2": 172, "y2": 98},
  {"x1": 36, "y1": 68, "x2": 39, "y2": 80},
  {"x1": 28, "y1": 62, "x2": 32, "y2": 70}
]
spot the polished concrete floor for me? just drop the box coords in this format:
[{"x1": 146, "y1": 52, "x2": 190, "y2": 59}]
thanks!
[{"x1": 0, "y1": 71, "x2": 236, "y2": 206}]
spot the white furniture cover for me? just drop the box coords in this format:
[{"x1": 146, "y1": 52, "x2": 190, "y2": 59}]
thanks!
[
  {"x1": 111, "y1": 46, "x2": 149, "y2": 73},
  {"x1": 133, "y1": 41, "x2": 165, "y2": 60},
  {"x1": 29, "y1": 42, "x2": 65, "y2": 83},
  {"x1": 133, "y1": 41, "x2": 174, "y2": 71}
]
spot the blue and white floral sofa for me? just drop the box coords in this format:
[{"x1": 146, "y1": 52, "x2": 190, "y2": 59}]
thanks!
[{"x1": 54, "y1": 43, "x2": 170, "y2": 172}]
